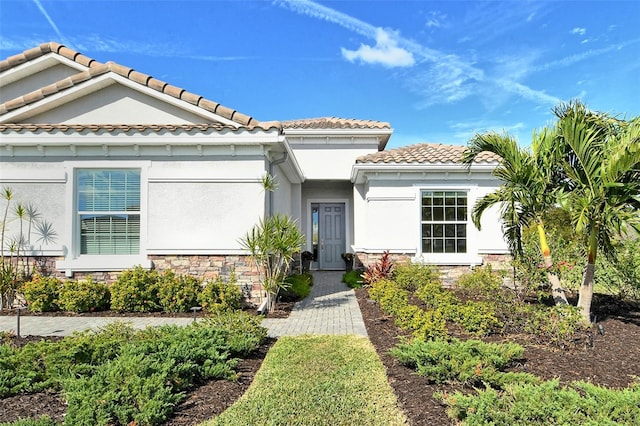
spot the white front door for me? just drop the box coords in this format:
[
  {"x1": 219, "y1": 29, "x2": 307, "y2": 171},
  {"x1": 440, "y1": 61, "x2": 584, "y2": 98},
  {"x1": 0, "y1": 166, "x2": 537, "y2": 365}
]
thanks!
[{"x1": 317, "y1": 203, "x2": 346, "y2": 270}]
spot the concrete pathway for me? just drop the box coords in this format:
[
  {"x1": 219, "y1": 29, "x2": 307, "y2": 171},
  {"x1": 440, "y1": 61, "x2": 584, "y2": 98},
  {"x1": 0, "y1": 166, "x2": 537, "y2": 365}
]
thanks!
[{"x1": 0, "y1": 271, "x2": 367, "y2": 338}]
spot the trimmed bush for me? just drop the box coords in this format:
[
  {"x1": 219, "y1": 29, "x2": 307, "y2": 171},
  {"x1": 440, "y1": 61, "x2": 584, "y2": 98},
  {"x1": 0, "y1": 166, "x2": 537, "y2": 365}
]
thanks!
[
  {"x1": 157, "y1": 270, "x2": 202, "y2": 312},
  {"x1": 21, "y1": 275, "x2": 61, "y2": 312},
  {"x1": 1, "y1": 320, "x2": 265, "y2": 425},
  {"x1": 456, "y1": 265, "x2": 504, "y2": 299},
  {"x1": 369, "y1": 278, "x2": 449, "y2": 340},
  {"x1": 57, "y1": 277, "x2": 110, "y2": 313},
  {"x1": 392, "y1": 338, "x2": 538, "y2": 388},
  {"x1": 438, "y1": 379, "x2": 640, "y2": 425},
  {"x1": 393, "y1": 262, "x2": 441, "y2": 291},
  {"x1": 342, "y1": 269, "x2": 364, "y2": 288},
  {"x1": 280, "y1": 273, "x2": 313, "y2": 301},
  {"x1": 198, "y1": 275, "x2": 242, "y2": 313},
  {"x1": 110, "y1": 266, "x2": 161, "y2": 312},
  {"x1": 0, "y1": 416, "x2": 61, "y2": 426}
]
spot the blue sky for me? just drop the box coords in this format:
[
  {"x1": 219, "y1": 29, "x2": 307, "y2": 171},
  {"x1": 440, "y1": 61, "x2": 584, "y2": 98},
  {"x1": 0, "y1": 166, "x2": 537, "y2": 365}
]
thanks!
[{"x1": 1, "y1": 0, "x2": 639, "y2": 149}]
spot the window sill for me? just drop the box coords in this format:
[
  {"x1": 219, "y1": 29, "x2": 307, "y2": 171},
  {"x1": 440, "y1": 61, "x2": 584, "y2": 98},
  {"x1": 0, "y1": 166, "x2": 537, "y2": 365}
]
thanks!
[
  {"x1": 57, "y1": 255, "x2": 152, "y2": 276},
  {"x1": 413, "y1": 253, "x2": 483, "y2": 266}
]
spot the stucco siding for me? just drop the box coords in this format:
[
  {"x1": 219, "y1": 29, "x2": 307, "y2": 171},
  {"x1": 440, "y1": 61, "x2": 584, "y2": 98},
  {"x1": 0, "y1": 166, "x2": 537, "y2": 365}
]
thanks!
[
  {"x1": 291, "y1": 145, "x2": 378, "y2": 180},
  {"x1": 147, "y1": 181, "x2": 264, "y2": 252},
  {"x1": 0, "y1": 162, "x2": 66, "y2": 256},
  {"x1": 26, "y1": 83, "x2": 213, "y2": 124},
  {"x1": 353, "y1": 174, "x2": 508, "y2": 264}
]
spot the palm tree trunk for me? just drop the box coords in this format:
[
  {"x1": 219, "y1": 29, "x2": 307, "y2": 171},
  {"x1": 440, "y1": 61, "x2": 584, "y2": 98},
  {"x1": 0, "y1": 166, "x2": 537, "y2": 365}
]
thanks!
[
  {"x1": 577, "y1": 262, "x2": 595, "y2": 323},
  {"x1": 537, "y1": 223, "x2": 568, "y2": 305},
  {"x1": 577, "y1": 229, "x2": 598, "y2": 324}
]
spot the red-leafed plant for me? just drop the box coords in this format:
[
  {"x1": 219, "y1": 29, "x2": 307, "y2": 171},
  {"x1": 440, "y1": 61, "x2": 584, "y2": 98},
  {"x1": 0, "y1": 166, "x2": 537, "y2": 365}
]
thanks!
[{"x1": 362, "y1": 250, "x2": 394, "y2": 285}]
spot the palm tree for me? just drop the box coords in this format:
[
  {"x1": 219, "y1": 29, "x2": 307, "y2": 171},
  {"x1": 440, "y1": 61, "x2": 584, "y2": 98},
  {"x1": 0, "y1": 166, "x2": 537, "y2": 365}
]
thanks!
[
  {"x1": 553, "y1": 101, "x2": 640, "y2": 323},
  {"x1": 239, "y1": 214, "x2": 305, "y2": 312},
  {"x1": 462, "y1": 129, "x2": 569, "y2": 305}
]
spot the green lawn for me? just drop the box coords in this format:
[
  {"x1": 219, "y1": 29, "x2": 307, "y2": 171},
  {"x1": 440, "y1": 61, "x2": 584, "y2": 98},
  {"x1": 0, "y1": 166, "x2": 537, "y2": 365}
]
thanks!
[{"x1": 202, "y1": 335, "x2": 407, "y2": 426}]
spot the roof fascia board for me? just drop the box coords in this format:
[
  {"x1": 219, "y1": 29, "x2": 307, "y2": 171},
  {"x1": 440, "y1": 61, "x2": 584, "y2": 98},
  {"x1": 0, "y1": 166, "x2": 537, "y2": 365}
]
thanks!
[
  {"x1": 0, "y1": 73, "x2": 240, "y2": 126},
  {"x1": 0, "y1": 54, "x2": 91, "y2": 86},
  {"x1": 351, "y1": 162, "x2": 497, "y2": 183},
  {"x1": 286, "y1": 128, "x2": 392, "y2": 151},
  {"x1": 0, "y1": 126, "x2": 282, "y2": 145}
]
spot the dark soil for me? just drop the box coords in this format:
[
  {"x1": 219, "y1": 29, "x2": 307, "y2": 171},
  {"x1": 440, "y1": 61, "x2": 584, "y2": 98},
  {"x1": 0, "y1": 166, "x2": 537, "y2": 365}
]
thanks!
[{"x1": 2, "y1": 292, "x2": 639, "y2": 425}]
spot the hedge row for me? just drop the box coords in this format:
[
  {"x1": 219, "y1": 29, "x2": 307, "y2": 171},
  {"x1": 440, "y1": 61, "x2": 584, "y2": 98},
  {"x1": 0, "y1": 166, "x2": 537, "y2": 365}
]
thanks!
[{"x1": 20, "y1": 266, "x2": 242, "y2": 313}]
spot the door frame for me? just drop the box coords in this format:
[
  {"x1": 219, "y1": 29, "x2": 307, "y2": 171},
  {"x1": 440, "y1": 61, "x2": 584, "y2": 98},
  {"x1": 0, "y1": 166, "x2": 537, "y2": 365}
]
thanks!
[{"x1": 306, "y1": 198, "x2": 351, "y2": 270}]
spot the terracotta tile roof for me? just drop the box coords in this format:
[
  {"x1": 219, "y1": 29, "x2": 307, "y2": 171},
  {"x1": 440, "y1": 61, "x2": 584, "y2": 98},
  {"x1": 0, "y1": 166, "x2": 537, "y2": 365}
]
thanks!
[
  {"x1": 0, "y1": 122, "x2": 281, "y2": 134},
  {"x1": 0, "y1": 41, "x2": 101, "y2": 72},
  {"x1": 356, "y1": 143, "x2": 500, "y2": 164},
  {"x1": 0, "y1": 42, "x2": 257, "y2": 126},
  {"x1": 282, "y1": 117, "x2": 391, "y2": 130}
]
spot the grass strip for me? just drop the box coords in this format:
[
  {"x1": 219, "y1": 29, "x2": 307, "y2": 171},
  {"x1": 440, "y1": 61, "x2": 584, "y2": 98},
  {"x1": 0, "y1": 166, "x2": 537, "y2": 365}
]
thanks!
[{"x1": 203, "y1": 335, "x2": 407, "y2": 426}]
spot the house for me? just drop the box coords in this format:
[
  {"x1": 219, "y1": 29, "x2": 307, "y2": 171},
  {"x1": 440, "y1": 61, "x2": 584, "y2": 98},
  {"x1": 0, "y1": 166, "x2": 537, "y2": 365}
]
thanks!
[{"x1": 0, "y1": 42, "x2": 508, "y2": 302}]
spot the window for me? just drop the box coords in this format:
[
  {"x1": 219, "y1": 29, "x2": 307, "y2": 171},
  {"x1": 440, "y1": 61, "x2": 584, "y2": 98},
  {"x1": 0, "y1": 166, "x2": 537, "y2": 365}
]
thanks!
[
  {"x1": 421, "y1": 191, "x2": 467, "y2": 253},
  {"x1": 78, "y1": 170, "x2": 140, "y2": 255}
]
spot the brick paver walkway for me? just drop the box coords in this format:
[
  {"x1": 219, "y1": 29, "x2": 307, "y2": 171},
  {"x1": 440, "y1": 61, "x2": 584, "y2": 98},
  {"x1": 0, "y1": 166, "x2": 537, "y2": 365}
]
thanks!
[
  {"x1": 262, "y1": 271, "x2": 367, "y2": 337},
  {"x1": 0, "y1": 271, "x2": 366, "y2": 338}
]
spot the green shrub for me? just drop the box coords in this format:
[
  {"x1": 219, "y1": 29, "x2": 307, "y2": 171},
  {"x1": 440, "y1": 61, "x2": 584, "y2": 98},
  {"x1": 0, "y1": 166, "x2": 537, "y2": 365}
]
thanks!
[
  {"x1": 369, "y1": 278, "x2": 449, "y2": 340},
  {"x1": 21, "y1": 274, "x2": 61, "y2": 312},
  {"x1": 456, "y1": 265, "x2": 504, "y2": 299},
  {"x1": 281, "y1": 273, "x2": 313, "y2": 301},
  {"x1": 0, "y1": 416, "x2": 61, "y2": 426},
  {"x1": 157, "y1": 270, "x2": 202, "y2": 312},
  {"x1": 109, "y1": 266, "x2": 161, "y2": 312},
  {"x1": 438, "y1": 379, "x2": 640, "y2": 425},
  {"x1": 415, "y1": 279, "x2": 458, "y2": 310},
  {"x1": 392, "y1": 338, "x2": 538, "y2": 388},
  {"x1": 198, "y1": 275, "x2": 242, "y2": 313},
  {"x1": 518, "y1": 304, "x2": 586, "y2": 345},
  {"x1": 201, "y1": 312, "x2": 267, "y2": 356},
  {"x1": 57, "y1": 277, "x2": 110, "y2": 313},
  {"x1": 342, "y1": 269, "x2": 364, "y2": 288},
  {"x1": 393, "y1": 262, "x2": 441, "y2": 291},
  {"x1": 63, "y1": 349, "x2": 183, "y2": 426},
  {"x1": 2, "y1": 321, "x2": 264, "y2": 425},
  {"x1": 449, "y1": 301, "x2": 502, "y2": 336}
]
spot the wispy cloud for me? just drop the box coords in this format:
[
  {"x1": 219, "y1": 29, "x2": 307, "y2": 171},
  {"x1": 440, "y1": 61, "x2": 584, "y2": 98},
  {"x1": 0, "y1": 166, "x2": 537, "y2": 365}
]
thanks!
[
  {"x1": 425, "y1": 11, "x2": 447, "y2": 29},
  {"x1": 532, "y1": 38, "x2": 640, "y2": 73},
  {"x1": 341, "y1": 28, "x2": 414, "y2": 67},
  {"x1": 277, "y1": 0, "x2": 559, "y2": 110},
  {"x1": 450, "y1": 120, "x2": 527, "y2": 142},
  {"x1": 571, "y1": 27, "x2": 587, "y2": 36},
  {"x1": 32, "y1": 0, "x2": 73, "y2": 48}
]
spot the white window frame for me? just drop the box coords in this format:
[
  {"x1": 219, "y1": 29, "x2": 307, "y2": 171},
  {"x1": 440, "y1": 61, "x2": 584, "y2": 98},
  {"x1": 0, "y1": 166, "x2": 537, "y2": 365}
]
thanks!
[
  {"x1": 415, "y1": 186, "x2": 482, "y2": 266},
  {"x1": 57, "y1": 161, "x2": 151, "y2": 275}
]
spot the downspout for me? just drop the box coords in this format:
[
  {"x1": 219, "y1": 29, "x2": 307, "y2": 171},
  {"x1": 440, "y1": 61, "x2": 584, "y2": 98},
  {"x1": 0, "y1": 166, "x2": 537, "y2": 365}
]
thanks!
[{"x1": 268, "y1": 152, "x2": 288, "y2": 217}]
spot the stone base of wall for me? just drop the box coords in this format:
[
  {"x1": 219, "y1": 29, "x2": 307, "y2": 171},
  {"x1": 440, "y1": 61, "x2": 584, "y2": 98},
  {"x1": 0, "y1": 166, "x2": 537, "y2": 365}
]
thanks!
[
  {"x1": 10, "y1": 254, "x2": 264, "y2": 307},
  {"x1": 355, "y1": 252, "x2": 512, "y2": 287},
  {"x1": 148, "y1": 255, "x2": 262, "y2": 303}
]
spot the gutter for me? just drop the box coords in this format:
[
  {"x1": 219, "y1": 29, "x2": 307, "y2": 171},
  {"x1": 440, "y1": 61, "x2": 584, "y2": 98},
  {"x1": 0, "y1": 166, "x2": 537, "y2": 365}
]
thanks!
[{"x1": 268, "y1": 151, "x2": 288, "y2": 216}]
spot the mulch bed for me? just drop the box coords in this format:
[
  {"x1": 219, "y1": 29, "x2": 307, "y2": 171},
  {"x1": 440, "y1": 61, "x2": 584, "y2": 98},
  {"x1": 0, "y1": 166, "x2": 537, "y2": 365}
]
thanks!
[
  {"x1": 2, "y1": 292, "x2": 639, "y2": 425},
  {"x1": 355, "y1": 288, "x2": 640, "y2": 425}
]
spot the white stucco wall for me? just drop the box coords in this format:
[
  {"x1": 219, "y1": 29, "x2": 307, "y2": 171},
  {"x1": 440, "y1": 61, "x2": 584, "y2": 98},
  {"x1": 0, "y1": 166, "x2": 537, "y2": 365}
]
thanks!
[
  {"x1": 353, "y1": 171, "x2": 508, "y2": 264},
  {"x1": 26, "y1": 83, "x2": 211, "y2": 124},
  {"x1": 147, "y1": 181, "x2": 264, "y2": 252},
  {"x1": 0, "y1": 162, "x2": 66, "y2": 256},
  {"x1": 290, "y1": 145, "x2": 378, "y2": 180}
]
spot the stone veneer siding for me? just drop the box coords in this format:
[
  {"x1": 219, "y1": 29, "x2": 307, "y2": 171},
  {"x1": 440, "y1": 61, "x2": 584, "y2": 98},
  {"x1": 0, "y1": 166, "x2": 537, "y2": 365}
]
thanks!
[
  {"x1": 17, "y1": 254, "x2": 264, "y2": 306},
  {"x1": 355, "y1": 252, "x2": 512, "y2": 287}
]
